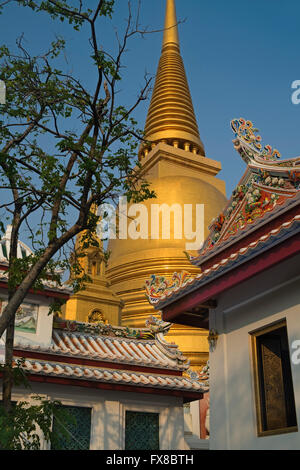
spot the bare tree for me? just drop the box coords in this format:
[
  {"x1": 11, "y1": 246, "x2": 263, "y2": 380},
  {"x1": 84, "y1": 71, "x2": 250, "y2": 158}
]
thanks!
[{"x1": 0, "y1": 0, "x2": 156, "y2": 413}]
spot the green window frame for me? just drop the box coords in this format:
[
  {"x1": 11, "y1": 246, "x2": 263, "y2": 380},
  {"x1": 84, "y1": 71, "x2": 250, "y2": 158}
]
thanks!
[
  {"x1": 51, "y1": 405, "x2": 92, "y2": 450},
  {"x1": 125, "y1": 410, "x2": 160, "y2": 450}
]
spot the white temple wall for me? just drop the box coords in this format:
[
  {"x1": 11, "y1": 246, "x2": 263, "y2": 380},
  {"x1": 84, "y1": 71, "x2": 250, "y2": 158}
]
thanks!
[
  {"x1": 4, "y1": 381, "x2": 186, "y2": 450},
  {"x1": 209, "y1": 254, "x2": 300, "y2": 450},
  {"x1": 0, "y1": 288, "x2": 53, "y2": 349}
]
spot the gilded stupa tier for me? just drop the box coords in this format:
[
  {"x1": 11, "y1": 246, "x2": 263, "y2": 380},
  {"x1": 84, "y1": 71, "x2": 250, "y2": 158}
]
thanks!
[{"x1": 141, "y1": 0, "x2": 205, "y2": 158}]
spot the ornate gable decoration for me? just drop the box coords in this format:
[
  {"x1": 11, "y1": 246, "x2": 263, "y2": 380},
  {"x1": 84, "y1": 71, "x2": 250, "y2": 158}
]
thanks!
[
  {"x1": 54, "y1": 313, "x2": 174, "y2": 342},
  {"x1": 231, "y1": 118, "x2": 281, "y2": 163},
  {"x1": 53, "y1": 317, "x2": 156, "y2": 340},
  {"x1": 145, "y1": 271, "x2": 194, "y2": 305},
  {"x1": 198, "y1": 118, "x2": 300, "y2": 254},
  {"x1": 186, "y1": 360, "x2": 210, "y2": 387}
]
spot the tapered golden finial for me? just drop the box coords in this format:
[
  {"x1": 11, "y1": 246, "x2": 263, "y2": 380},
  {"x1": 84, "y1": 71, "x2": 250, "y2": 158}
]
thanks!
[
  {"x1": 141, "y1": 0, "x2": 205, "y2": 159},
  {"x1": 162, "y1": 0, "x2": 179, "y2": 52}
]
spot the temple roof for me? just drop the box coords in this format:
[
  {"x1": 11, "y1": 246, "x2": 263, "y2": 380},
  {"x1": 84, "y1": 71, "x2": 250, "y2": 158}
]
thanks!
[
  {"x1": 0, "y1": 225, "x2": 32, "y2": 263},
  {"x1": 17, "y1": 357, "x2": 204, "y2": 393},
  {"x1": 145, "y1": 213, "x2": 300, "y2": 309},
  {"x1": 0, "y1": 225, "x2": 71, "y2": 296},
  {"x1": 192, "y1": 118, "x2": 300, "y2": 264},
  {"x1": 12, "y1": 315, "x2": 208, "y2": 398},
  {"x1": 50, "y1": 316, "x2": 190, "y2": 371}
]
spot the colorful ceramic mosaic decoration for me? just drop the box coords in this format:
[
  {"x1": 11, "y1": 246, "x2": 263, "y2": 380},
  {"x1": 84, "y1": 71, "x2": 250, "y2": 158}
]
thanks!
[
  {"x1": 53, "y1": 316, "x2": 156, "y2": 340},
  {"x1": 231, "y1": 118, "x2": 281, "y2": 162},
  {"x1": 199, "y1": 118, "x2": 300, "y2": 253},
  {"x1": 145, "y1": 271, "x2": 194, "y2": 305}
]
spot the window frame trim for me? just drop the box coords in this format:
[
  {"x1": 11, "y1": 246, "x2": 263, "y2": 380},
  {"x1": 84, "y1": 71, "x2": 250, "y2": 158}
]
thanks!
[
  {"x1": 50, "y1": 403, "x2": 93, "y2": 451},
  {"x1": 250, "y1": 318, "x2": 298, "y2": 437},
  {"x1": 120, "y1": 401, "x2": 169, "y2": 450},
  {"x1": 124, "y1": 409, "x2": 161, "y2": 451}
]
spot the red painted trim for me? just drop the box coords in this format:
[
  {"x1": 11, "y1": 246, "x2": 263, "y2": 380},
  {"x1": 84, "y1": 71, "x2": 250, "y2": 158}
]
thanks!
[
  {"x1": 0, "y1": 282, "x2": 69, "y2": 300},
  {"x1": 200, "y1": 203, "x2": 300, "y2": 271},
  {"x1": 163, "y1": 232, "x2": 300, "y2": 322},
  {"x1": 13, "y1": 350, "x2": 183, "y2": 376},
  {"x1": 32, "y1": 290, "x2": 70, "y2": 300},
  {"x1": 0, "y1": 373, "x2": 203, "y2": 403}
]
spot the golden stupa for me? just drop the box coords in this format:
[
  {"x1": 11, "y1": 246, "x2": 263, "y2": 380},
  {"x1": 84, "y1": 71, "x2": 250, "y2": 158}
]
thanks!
[
  {"x1": 105, "y1": 0, "x2": 227, "y2": 368},
  {"x1": 64, "y1": 0, "x2": 227, "y2": 369}
]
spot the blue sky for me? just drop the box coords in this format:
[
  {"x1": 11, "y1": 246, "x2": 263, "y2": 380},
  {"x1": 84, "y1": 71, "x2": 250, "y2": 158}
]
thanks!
[{"x1": 1, "y1": 0, "x2": 300, "y2": 197}]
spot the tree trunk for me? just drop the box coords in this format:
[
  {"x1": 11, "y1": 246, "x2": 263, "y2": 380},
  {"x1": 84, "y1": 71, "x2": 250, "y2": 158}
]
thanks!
[
  {"x1": 2, "y1": 218, "x2": 19, "y2": 415},
  {"x1": 2, "y1": 308, "x2": 15, "y2": 414}
]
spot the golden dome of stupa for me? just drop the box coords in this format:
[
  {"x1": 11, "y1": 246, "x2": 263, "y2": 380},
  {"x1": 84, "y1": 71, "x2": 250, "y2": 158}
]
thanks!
[{"x1": 108, "y1": 175, "x2": 226, "y2": 270}]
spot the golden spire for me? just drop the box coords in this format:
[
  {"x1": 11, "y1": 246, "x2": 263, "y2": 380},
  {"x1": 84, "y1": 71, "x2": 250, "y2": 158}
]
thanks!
[
  {"x1": 141, "y1": 0, "x2": 205, "y2": 158},
  {"x1": 162, "y1": 0, "x2": 179, "y2": 52}
]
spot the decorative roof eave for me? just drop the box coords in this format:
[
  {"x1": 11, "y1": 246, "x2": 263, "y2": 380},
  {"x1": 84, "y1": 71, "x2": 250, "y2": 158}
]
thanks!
[
  {"x1": 3, "y1": 358, "x2": 208, "y2": 402},
  {"x1": 53, "y1": 315, "x2": 165, "y2": 341},
  {"x1": 10, "y1": 312, "x2": 206, "y2": 396},
  {"x1": 48, "y1": 315, "x2": 190, "y2": 371},
  {"x1": 189, "y1": 119, "x2": 300, "y2": 262},
  {"x1": 191, "y1": 191, "x2": 300, "y2": 267},
  {"x1": 146, "y1": 215, "x2": 300, "y2": 311},
  {"x1": 231, "y1": 118, "x2": 296, "y2": 165},
  {"x1": 161, "y1": 230, "x2": 300, "y2": 326},
  {"x1": 145, "y1": 272, "x2": 195, "y2": 307},
  {"x1": 13, "y1": 347, "x2": 184, "y2": 376}
]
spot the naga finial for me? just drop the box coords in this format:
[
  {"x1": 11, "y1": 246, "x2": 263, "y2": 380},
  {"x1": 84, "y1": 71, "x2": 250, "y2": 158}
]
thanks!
[{"x1": 231, "y1": 118, "x2": 281, "y2": 163}]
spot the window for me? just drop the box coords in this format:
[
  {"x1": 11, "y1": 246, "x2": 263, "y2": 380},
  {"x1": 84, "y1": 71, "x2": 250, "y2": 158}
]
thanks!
[
  {"x1": 51, "y1": 405, "x2": 92, "y2": 450},
  {"x1": 250, "y1": 320, "x2": 298, "y2": 436},
  {"x1": 125, "y1": 411, "x2": 159, "y2": 450}
]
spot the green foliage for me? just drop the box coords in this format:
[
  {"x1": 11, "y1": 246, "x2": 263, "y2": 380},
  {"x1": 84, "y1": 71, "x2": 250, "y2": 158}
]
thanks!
[
  {"x1": 0, "y1": 359, "x2": 28, "y2": 388},
  {"x1": 0, "y1": 0, "x2": 155, "y2": 336},
  {"x1": 0, "y1": 361, "x2": 75, "y2": 450},
  {"x1": 0, "y1": 396, "x2": 75, "y2": 450},
  {"x1": 16, "y1": 0, "x2": 115, "y2": 24},
  {"x1": 0, "y1": 0, "x2": 158, "y2": 447}
]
